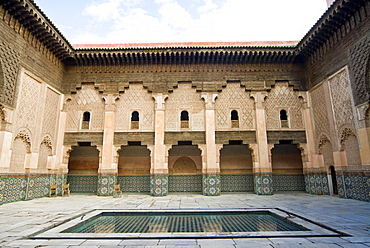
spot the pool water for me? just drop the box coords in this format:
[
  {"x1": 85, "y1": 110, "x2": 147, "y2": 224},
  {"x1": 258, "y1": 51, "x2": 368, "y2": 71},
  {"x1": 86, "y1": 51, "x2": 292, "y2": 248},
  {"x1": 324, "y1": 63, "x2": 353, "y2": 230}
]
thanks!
[{"x1": 62, "y1": 211, "x2": 308, "y2": 233}]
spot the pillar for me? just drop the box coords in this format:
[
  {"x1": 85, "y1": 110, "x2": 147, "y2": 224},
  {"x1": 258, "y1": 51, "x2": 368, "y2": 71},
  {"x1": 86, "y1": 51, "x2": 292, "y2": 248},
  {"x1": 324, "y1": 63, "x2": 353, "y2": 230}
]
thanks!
[
  {"x1": 201, "y1": 92, "x2": 220, "y2": 196},
  {"x1": 0, "y1": 120, "x2": 12, "y2": 173},
  {"x1": 98, "y1": 95, "x2": 117, "y2": 196},
  {"x1": 299, "y1": 92, "x2": 327, "y2": 194},
  {"x1": 251, "y1": 92, "x2": 273, "y2": 195},
  {"x1": 151, "y1": 93, "x2": 168, "y2": 196}
]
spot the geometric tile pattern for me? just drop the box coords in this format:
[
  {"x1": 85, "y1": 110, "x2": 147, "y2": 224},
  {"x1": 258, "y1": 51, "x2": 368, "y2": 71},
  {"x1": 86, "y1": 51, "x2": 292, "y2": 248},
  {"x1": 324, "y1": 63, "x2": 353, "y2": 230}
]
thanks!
[
  {"x1": 304, "y1": 172, "x2": 330, "y2": 195},
  {"x1": 337, "y1": 171, "x2": 370, "y2": 202},
  {"x1": 67, "y1": 175, "x2": 98, "y2": 193},
  {"x1": 203, "y1": 174, "x2": 221, "y2": 196},
  {"x1": 272, "y1": 174, "x2": 305, "y2": 191},
  {"x1": 0, "y1": 174, "x2": 66, "y2": 204},
  {"x1": 118, "y1": 175, "x2": 150, "y2": 192},
  {"x1": 220, "y1": 174, "x2": 254, "y2": 192},
  {"x1": 254, "y1": 173, "x2": 273, "y2": 195},
  {"x1": 97, "y1": 174, "x2": 116, "y2": 196},
  {"x1": 150, "y1": 174, "x2": 168, "y2": 196},
  {"x1": 168, "y1": 175, "x2": 202, "y2": 192}
]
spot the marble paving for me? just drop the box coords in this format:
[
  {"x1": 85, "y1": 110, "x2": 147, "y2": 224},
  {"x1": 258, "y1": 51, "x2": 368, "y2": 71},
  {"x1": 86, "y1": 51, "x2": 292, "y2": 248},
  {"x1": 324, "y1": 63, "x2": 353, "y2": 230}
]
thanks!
[{"x1": 0, "y1": 192, "x2": 369, "y2": 247}]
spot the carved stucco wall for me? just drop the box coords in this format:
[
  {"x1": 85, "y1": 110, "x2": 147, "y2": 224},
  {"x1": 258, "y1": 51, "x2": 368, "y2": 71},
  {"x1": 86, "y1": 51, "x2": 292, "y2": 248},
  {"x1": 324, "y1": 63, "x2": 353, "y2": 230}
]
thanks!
[
  {"x1": 8, "y1": 71, "x2": 61, "y2": 172},
  {"x1": 215, "y1": 82, "x2": 254, "y2": 131},
  {"x1": 311, "y1": 68, "x2": 361, "y2": 162},
  {"x1": 115, "y1": 83, "x2": 154, "y2": 131},
  {"x1": 348, "y1": 34, "x2": 370, "y2": 106},
  {"x1": 65, "y1": 84, "x2": 104, "y2": 132},
  {"x1": 328, "y1": 69, "x2": 357, "y2": 133},
  {"x1": 0, "y1": 41, "x2": 20, "y2": 106},
  {"x1": 165, "y1": 83, "x2": 204, "y2": 131},
  {"x1": 311, "y1": 83, "x2": 333, "y2": 150},
  {"x1": 265, "y1": 83, "x2": 304, "y2": 130}
]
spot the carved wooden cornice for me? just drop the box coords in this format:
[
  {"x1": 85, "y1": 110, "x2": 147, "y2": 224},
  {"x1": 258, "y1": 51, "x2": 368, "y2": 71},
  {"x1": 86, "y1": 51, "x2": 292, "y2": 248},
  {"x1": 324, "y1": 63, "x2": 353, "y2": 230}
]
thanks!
[{"x1": 1, "y1": 0, "x2": 368, "y2": 64}]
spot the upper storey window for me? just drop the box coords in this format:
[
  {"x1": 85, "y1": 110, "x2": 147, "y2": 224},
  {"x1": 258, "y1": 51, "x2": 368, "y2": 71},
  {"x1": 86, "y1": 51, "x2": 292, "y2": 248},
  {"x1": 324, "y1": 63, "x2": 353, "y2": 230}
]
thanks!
[
  {"x1": 231, "y1": 110, "x2": 239, "y2": 128},
  {"x1": 181, "y1": 110, "x2": 189, "y2": 129},
  {"x1": 131, "y1": 111, "x2": 139, "y2": 129},
  {"x1": 280, "y1": 110, "x2": 289, "y2": 128},
  {"x1": 81, "y1": 112, "x2": 91, "y2": 129}
]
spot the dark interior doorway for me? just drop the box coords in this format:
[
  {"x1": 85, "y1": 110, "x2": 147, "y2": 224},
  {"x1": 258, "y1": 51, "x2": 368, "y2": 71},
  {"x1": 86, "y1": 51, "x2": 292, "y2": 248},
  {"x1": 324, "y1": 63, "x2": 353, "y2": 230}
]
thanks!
[{"x1": 329, "y1": 166, "x2": 338, "y2": 195}]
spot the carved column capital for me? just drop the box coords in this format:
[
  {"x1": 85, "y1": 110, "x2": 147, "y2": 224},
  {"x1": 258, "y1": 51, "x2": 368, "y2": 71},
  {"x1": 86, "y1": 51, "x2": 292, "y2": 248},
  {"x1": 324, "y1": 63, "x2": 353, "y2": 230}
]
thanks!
[
  {"x1": 250, "y1": 92, "x2": 268, "y2": 109},
  {"x1": 201, "y1": 92, "x2": 218, "y2": 110},
  {"x1": 103, "y1": 94, "x2": 119, "y2": 112},
  {"x1": 152, "y1": 93, "x2": 168, "y2": 110}
]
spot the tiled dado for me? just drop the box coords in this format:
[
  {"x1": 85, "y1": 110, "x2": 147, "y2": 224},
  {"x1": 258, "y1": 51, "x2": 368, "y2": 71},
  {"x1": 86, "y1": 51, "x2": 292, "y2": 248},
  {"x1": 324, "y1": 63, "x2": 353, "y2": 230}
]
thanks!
[
  {"x1": 304, "y1": 172, "x2": 330, "y2": 195},
  {"x1": 273, "y1": 174, "x2": 306, "y2": 192},
  {"x1": 203, "y1": 174, "x2": 220, "y2": 196},
  {"x1": 337, "y1": 171, "x2": 370, "y2": 202},
  {"x1": 68, "y1": 175, "x2": 98, "y2": 193},
  {"x1": 221, "y1": 174, "x2": 254, "y2": 192},
  {"x1": 169, "y1": 175, "x2": 202, "y2": 192},
  {"x1": 150, "y1": 174, "x2": 168, "y2": 196},
  {"x1": 97, "y1": 174, "x2": 116, "y2": 196},
  {"x1": 254, "y1": 173, "x2": 273, "y2": 195},
  {"x1": 0, "y1": 174, "x2": 66, "y2": 204},
  {"x1": 118, "y1": 175, "x2": 150, "y2": 192}
]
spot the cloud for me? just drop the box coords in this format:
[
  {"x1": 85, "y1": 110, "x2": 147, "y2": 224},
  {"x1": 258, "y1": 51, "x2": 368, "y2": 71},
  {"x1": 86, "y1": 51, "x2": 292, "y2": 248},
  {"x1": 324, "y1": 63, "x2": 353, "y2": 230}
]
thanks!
[{"x1": 72, "y1": 0, "x2": 327, "y2": 44}]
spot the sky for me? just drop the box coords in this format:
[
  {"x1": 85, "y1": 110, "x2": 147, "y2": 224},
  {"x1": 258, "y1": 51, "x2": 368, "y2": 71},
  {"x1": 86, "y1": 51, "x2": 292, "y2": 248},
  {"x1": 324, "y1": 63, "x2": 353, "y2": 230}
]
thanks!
[{"x1": 33, "y1": 0, "x2": 329, "y2": 45}]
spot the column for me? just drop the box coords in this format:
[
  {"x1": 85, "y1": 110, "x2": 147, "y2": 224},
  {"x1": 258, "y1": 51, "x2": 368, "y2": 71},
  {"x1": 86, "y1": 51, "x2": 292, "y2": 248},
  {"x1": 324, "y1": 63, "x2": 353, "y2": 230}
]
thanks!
[
  {"x1": 201, "y1": 92, "x2": 220, "y2": 196},
  {"x1": 299, "y1": 92, "x2": 326, "y2": 194},
  {"x1": 356, "y1": 103, "x2": 370, "y2": 165},
  {"x1": 98, "y1": 95, "x2": 117, "y2": 196},
  {"x1": 251, "y1": 92, "x2": 273, "y2": 195},
  {"x1": 151, "y1": 93, "x2": 168, "y2": 196},
  {"x1": 0, "y1": 119, "x2": 13, "y2": 173}
]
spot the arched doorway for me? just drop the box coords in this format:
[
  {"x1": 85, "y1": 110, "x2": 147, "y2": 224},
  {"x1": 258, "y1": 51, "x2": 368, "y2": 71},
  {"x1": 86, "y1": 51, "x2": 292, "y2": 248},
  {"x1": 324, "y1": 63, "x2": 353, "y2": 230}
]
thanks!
[
  {"x1": 67, "y1": 144, "x2": 99, "y2": 193},
  {"x1": 271, "y1": 142, "x2": 305, "y2": 191},
  {"x1": 320, "y1": 137, "x2": 335, "y2": 195},
  {"x1": 117, "y1": 143, "x2": 150, "y2": 192},
  {"x1": 220, "y1": 142, "x2": 253, "y2": 192},
  {"x1": 168, "y1": 144, "x2": 202, "y2": 192}
]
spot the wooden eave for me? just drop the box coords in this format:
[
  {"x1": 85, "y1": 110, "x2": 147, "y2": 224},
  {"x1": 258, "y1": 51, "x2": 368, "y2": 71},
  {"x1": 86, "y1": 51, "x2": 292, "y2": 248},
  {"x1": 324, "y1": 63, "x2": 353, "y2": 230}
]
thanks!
[
  {"x1": 1, "y1": 0, "x2": 368, "y2": 65},
  {"x1": 0, "y1": 0, "x2": 74, "y2": 60},
  {"x1": 297, "y1": 0, "x2": 369, "y2": 57}
]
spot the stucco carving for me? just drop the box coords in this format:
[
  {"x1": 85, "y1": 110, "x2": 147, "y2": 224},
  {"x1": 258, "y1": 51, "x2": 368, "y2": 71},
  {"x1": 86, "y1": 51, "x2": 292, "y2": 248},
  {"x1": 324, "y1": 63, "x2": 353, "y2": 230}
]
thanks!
[
  {"x1": 115, "y1": 83, "x2": 154, "y2": 131},
  {"x1": 12, "y1": 73, "x2": 42, "y2": 148},
  {"x1": 215, "y1": 83, "x2": 254, "y2": 130},
  {"x1": 64, "y1": 84, "x2": 105, "y2": 131},
  {"x1": 348, "y1": 35, "x2": 370, "y2": 105},
  {"x1": 329, "y1": 68, "x2": 356, "y2": 133},
  {"x1": 0, "y1": 42, "x2": 21, "y2": 106},
  {"x1": 265, "y1": 84, "x2": 304, "y2": 129},
  {"x1": 165, "y1": 83, "x2": 204, "y2": 131}
]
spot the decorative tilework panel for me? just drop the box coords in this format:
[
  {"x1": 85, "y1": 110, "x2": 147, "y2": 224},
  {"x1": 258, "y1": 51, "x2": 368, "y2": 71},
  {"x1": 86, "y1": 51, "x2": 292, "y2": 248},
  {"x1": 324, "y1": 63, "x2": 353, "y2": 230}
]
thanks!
[
  {"x1": 97, "y1": 174, "x2": 116, "y2": 196},
  {"x1": 337, "y1": 172, "x2": 369, "y2": 202},
  {"x1": 221, "y1": 175, "x2": 254, "y2": 192},
  {"x1": 118, "y1": 175, "x2": 150, "y2": 192},
  {"x1": 0, "y1": 174, "x2": 66, "y2": 204},
  {"x1": 203, "y1": 174, "x2": 221, "y2": 196},
  {"x1": 168, "y1": 175, "x2": 202, "y2": 192},
  {"x1": 68, "y1": 175, "x2": 98, "y2": 193},
  {"x1": 272, "y1": 174, "x2": 305, "y2": 191},
  {"x1": 254, "y1": 173, "x2": 273, "y2": 195},
  {"x1": 150, "y1": 174, "x2": 168, "y2": 196},
  {"x1": 304, "y1": 172, "x2": 330, "y2": 195}
]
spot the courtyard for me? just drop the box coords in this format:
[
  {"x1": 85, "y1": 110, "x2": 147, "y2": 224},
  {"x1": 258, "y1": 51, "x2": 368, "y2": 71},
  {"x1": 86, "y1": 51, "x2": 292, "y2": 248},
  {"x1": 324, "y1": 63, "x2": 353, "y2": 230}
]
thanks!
[{"x1": 0, "y1": 192, "x2": 369, "y2": 247}]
